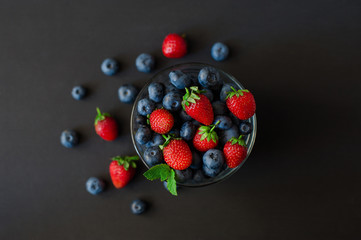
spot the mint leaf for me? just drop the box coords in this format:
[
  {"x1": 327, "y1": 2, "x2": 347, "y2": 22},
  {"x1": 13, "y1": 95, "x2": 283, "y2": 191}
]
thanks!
[
  {"x1": 167, "y1": 170, "x2": 177, "y2": 196},
  {"x1": 144, "y1": 164, "x2": 170, "y2": 180}
]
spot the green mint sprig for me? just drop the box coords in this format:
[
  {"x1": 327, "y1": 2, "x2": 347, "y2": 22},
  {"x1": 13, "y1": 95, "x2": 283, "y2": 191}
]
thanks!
[{"x1": 143, "y1": 164, "x2": 177, "y2": 196}]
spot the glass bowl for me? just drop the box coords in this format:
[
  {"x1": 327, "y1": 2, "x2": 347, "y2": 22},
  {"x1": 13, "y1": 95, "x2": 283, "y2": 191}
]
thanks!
[{"x1": 130, "y1": 62, "x2": 256, "y2": 187}]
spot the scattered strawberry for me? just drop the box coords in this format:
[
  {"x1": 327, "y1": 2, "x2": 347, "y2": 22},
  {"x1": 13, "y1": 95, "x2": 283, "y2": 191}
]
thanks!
[
  {"x1": 160, "y1": 135, "x2": 192, "y2": 170},
  {"x1": 162, "y1": 33, "x2": 187, "y2": 58},
  {"x1": 193, "y1": 122, "x2": 219, "y2": 152},
  {"x1": 226, "y1": 87, "x2": 256, "y2": 120},
  {"x1": 223, "y1": 135, "x2": 248, "y2": 168},
  {"x1": 94, "y1": 107, "x2": 118, "y2": 141},
  {"x1": 109, "y1": 156, "x2": 139, "y2": 189},
  {"x1": 149, "y1": 108, "x2": 174, "y2": 134},
  {"x1": 182, "y1": 86, "x2": 214, "y2": 125}
]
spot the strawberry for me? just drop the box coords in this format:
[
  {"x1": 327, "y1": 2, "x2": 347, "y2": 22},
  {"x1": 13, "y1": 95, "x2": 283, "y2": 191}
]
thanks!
[
  {"x1": 149, "y1": 108, "x2": 174, "y2": 134},
  {"x1": 223, "y1": 135, "x2": 248, "y2": 168},
  {"x1": 94, "y1": 107, "x2": 118, "y2": 141},
  {"x1": 182, "y1": 86, "x2": 214, "y2": 125},
  {"x1": 226, "y1": 87, "x2": 256, "y2": 120},
  {"x1": 193, "y1": 122, "x2": 219, "y2": 152},
  {"x1": 160, "y1": 135, "x2": 192, "y2": 170},
  {"x1": 162, "y1": 33, "x2": 187, "y2": 58},
  {"x1": 109, "y1": 156, "x2": 139, "y2": 189}
]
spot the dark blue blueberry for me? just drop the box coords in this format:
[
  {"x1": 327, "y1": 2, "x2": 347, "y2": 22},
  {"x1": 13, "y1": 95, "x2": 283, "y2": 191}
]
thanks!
[
  {"x1": 198, "y1": 67, "x2": 221, "y2": 89},
  {"x1": 164, "y1": 83, "x2": 180, "y2": 94},
  {"x1": 192, "y1": 120, "x2": 201, "y2": 127},
  {"x1": 71, "y1": 86, "x2": 86, "y2": 100},
  {"x1": 168, "y1": 128, "x2": 180, "y2": 138},
  {"x1": 239, "y1": 121, "x2": 253, "y2": 135},
  {"x1": 203, "y1": 149, "x2": 224, "y2": 170},
  {"x1": 190, "y1": 151, "x2": 202, "y2": 170},
  {"x1": 211, "y1": 42, "x2": 229, "y2": 61},
  {"x1": 143, "y1": 146, "x2": 163, "y2": 167},
  {"x1": 179, "y1": 109, "x2": 192, "y2": 121},
  {"x1": 135, "y1": 126, "x2": 152, "y2": 145},
  {"x1": 180, "y1": 121, "x2": 197, "y2": 141},
  {"x1": 135, "y1": 115, "x2": 147, "y2": 126},
  {"x1": 187, "y1": 73, "x2": 199, "y2": 86},
  {"x1": 203, "y1": 165, "x2": 220, "y2": 177},
  {"x1": 201, "y1": 88, "x2": 214, "y2": 102},
  {"x1": 118, "y1": 84, "x2": 138, "y2": 104},
  {"x1": 131, "y1": 199, "x2": 147, "y2": 215},
  {"x1": 193, "y1": 169, "x2": 205, "y2": 183},
  {"x1": 169, "y1": 70, "x2": 191, "y2": 89},
  {"x1": 162, "y1": 92, "x2": 182, "y2": 111},
  {"x1": 137, "y1": 98, "x2": 155, "y2": 116},
  {"x1": 212, "y1": 101, "x2": 227, "y2": 115},
  {"x1": 135, "y1": 53, "x2": 155, "y2": 73},
  {"x1": 175, "y1": 169, "x2": 193, "y2": 183},
  {"x1": 219, "y1": 125, "x2": 239, "y2": 146},
  {"x1": 85, "y1": 177, "x2": 105, "y2": 195},
  {"x1": 60, "y1": 130, "x2": 79, "y2": 148},
  {"x1": 214, "y1": 115, "x2": 233, "y2": 130},
  {"x1": 148, "y1": 82, "x2": 164, "y2": 103},
  {"x1": 145, "y1": 134, "x2": 165, "y2": 148},
  {"x1": 101, "y1": 58, "x2": 119, "y2": 76},
  {"x1": 220, "y1": 83, "x2": 237, "y2": 102}
]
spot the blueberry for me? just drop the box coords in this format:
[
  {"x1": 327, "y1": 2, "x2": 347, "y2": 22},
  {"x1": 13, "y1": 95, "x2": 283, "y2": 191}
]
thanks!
[
  {"x1": 85, "y1": 177, "x2": 105, "y2": 195},
  {"x1": 203, "y1": 165, "x2": 220, "y2": 177},
  {"x1": 135, "y1": 126, "x2": 152, "y2": 145},
  {"x1": 71, "y1": 86, "x2": 86, "y2": 100},
  {"x1": 145, "y1": 134, "x2": 165, "y2": 148},
  {"x1": 135, "y1": 115, "x2": 147, "y2": 126},
  {"x1": 168, "y1": 128, "x2": 180, "y2": 138},
  {"x1": 164, "y1": 83, "x2": 181, "y2": 94},
  {"x1": 192, "y1": 120, "x2": 201, "y2": 127},
  {"x1": 203, "y1": 149, "x2": 224, "y2": 170},
  {"x1": 131, "y1": 199, "x2": 147, "y2": 215},
  {"x1": 143, "y1": 146, "x2": 163, "y2": 167},
  {"x1": 198, "y1": 67, "x2": 221, "y2": 89},
  {"x1": 212, "y1": 101, "x2": 227, "y2": 115},
  {"x1": 220, "y1": 83, "x2": 237, "y2": 102},
  {"x1": 169, "y1": 70, "x2": 191, "y2": 89},
  {"x1": 148, "y1": 82, "x2": 164, "y2": 103},
  {"x1": 211, "y1": 42, "x2": 229, "y2": 61},
  {"x1": 135, "y1": 53, "x2": 155, "y2": 73},
  {"x1": 137, "y1": 98, "x2": 155, "y2": 116},
  {"x1": 179, "y1": 109, "x2": 192, "y2": 121},
  {"x1": 60, "y1": 130, "x2": 79, "y2": 148},
  {"x1": 175, "y1": 169, "x2": 193, "y2": 183},
  {"x1": 220, "y1": 125, "x2": 239, "y2": 146},
  {"x1": 101, "y1": 58, "x2": 119, "y2": 76},
  {"x1": 180, "y1": 121, "x2": 197, "y2": 141},
  {"x1": 202, "y1": 88, "x2": 214, "y2": 102},
  {"x1": 214, "y1": 115, "x2": 233, "y2": 130},
  {"x1": 190, "y1": 151, "x2": 202, "y2": 170},
  {"x1": 193, "y1": 169, "x2": 205, "y2": 183},
  {"x1": 118, "y1": 84, "x2": 138, "y2": 104},
  {"x1": 162, "y1": 92, "x2": 182, "y2": 111},
  {"x1": 239, "y1": 121, "x2": 253, "y2": 135}
]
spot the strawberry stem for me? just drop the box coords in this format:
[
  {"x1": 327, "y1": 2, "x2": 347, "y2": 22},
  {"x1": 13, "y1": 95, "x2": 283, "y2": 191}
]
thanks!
[{"x1": 112, "y1": 155, "x2": 139, "y2": 171}]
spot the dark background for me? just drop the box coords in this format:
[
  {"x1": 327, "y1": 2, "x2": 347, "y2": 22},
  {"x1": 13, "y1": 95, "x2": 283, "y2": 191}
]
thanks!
[{"x1": 1, "y1": 0, "x2": 360, "y2": 239}]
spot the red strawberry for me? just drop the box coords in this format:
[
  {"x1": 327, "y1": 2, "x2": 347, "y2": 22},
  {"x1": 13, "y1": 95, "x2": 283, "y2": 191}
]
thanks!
[
  {"x1": 223, "y1": 135, "x2": 248, "y2": 168},
  {"x1": 94, "y1": 107, "x2": 118, "y2": 141},
  {"x1": 162, "y1": 33, "x2": 187, "y2": 58},
  {"x1": 109, "y1": 156, "x2": 139, "y2": 189},
  {"x1": 226, "y1": 87, "x2": 256, "y2": 120},
  {"x1": 182, "y1": 86, "x2": 214, "y2": 125},
  {"x1": 193, "y1": 123, "x2": 219, "y2": 152},
  {"x1": 160, "y1": 135, "x2": 192, "y2": 170},
  {"x1": 149, "y1": 109, "x2": 174, "y2": 134}
]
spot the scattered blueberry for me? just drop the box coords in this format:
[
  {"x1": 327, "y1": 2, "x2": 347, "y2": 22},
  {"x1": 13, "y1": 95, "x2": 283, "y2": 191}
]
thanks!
[
  {"x1": 203, "y1": 149, "x2": 224, "y2": 175},
  {"x1": 135, "y1": 126, "x2": 152, "y2": 145},
  {"x1": 143, "y1": 146, "x2": 163, "y2": 167},
  {"x1": 198, "y1": 67, "x2": 221, "y2": 89},
  {"x1": 211, "y1": 42, "x2": 229, "y2": 61},
  {"x1": 135, "y1": 115, "x2": 147, "y2": 126},
  {"x1": 145, "y1": 134, "x2": 165, "y2": 147},
  {"x1": 214, "y1": 115, "x2": 233, "y2": 130},
  {"x1": 190, "y1": 151, "x2": 202, "y2": 170},
  {"x1": 137, "y1": 98, "x2": 155, "y2": 116},
  {"x1": 220, "y1": 83, "x2": 236, "y2": 101},
  {"x1": 148, "y1": 82, "x2": 164, "y2": 103},
  {"x1": 201, "y1": 88, "x2": 214, "y2": 102},
  {"x1": 71, "y1": 86, "x2": 86, "y2": 100},
  {"x1": 118, "y1": 84, "x2": 138, "y2": 103},
  {"x1": 169, "y1": 70, "x2": 191, "y2": 89},
  {"x1": 212, "y1": 101, "x2": 227, "y2": 115},
  {"x1": 60, "y1": 130, "x2": 79, "y2": 148},
  {"x1": 180, "y1": 121, "x2": 197, "y2": 141},
  {"x1": 162, "y1": 92, "x2": 182, "y2": 111},
  {"x1": 135, "y1": 53, "x2": 155, "y2": 73},
  {"x1": 175, "y1": 169, "x2": 193, "y2": 183},
  {"x1": 131, "y1": 199, "x2": 147, "y2": 215},
  {"x1": 219, "y1": 125, "x2": 239, "y2": 146},
  {"x1": 85, "y1": 177, "x2": 105, "y2": 195},
  {"x1": 179, "y1": 109, "x2": 193, "y2": 121},
  {"x1": 101, "y1": 58, "x2": 119, "y2": 76},
  {"x1": 239, "y1": 121, "x2": 253, "y2": 135},
  {"x1": 193, "y1": 169, "x2": 205, "y2": 183}
]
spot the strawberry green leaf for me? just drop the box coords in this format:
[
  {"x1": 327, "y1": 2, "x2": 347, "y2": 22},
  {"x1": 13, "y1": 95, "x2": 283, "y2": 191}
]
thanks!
[
  {"x1": 200, "y1": 133, "x2": 208, "y2": 141},
  {"x1": 167, "y1": 170, "x2": 177, "y2": 196},
  {"x1": 112, "y1": 155, "x2": 139, "y2": 170},
  {"x1": 94, "y1": 107, "x2": 111, "y2": 125}
]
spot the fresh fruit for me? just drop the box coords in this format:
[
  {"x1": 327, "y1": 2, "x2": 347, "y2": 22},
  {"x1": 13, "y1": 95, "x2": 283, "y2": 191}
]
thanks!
[
  {"x1": 131, "y1": 199, "x2": 147, "y2": 215},
  {"x1": 71, "y1": 86, "x2": 86, "y2": 100},
  {"x1": 148, "y1": 82, "x2": 164, "y2": 103},
  {"x1": 135, "y1": 115, "x2": 147, "y2": 126},
  {"x1": 175, "y1": 169, "x2": 193, "y2": 183},
  {"x1": 202, "y1": 149, "x2": 224, "y2": 177},
  {"x1": 212, "y1": 101, "x2": 227, "y2": 115},
  {"x1": 144, "y1": 163, "x2": 178, "y2": 195},
  {"x1": 143, "y1": 146, "x2": 163, "y2": 167},
  {"x1": 149, "y1": 109, "x2": 174, "y2": 134},
  {"x1": 85, "y1": 177, "x2": 105, "y2": 195},
  {"x1": 169, "y1": 70, "x2": 191, "y2": 89},
  {"x1": 193, "y1": 123, "x2": 219, "y2": 152},
  {"x1": 190, "y1": 151, "x2": 202, "y2": 170},
  {"x1": 109, "y1": 156, "x2": 138, "y2": 189},
  {"x1": 160, "y1": 135, "x2": 192, "y2": 170},
  {"x1": 214, "y1": 115, "x2": 233, "y2": 130},
  {"x1": 94, "y1": 108, "x2": 118, "y2": 141},
  {"x1": 239, "y1": 121, "x2": 253, "y2": 135},
  {"x1": 118, "y1": 84, "x2": 138, "y2": 103},
  {"x1": 198, "y1": 67, "x2": 221, "y2": 89},
  {"x1": 226, "y1": 87, "x2": 256, "y2": 120},
  {"x1": 145, "y1": 133, "x2": 165, "y2": 147},
  {"x1": 223, "y1": 135, "x2": 248, "y2": 168},
  {"x1": 162, "y1": 92, "x2": 182, "y2": 111},
  {"x1": 180, "y1": 121, "x2": 197, "y2": 141},
  {"x1": 101, "y1": 58, "x2": 119, "y2": 76},
  {"x1": 211, "y1": 42, "x2": 229, "y2": 61},
  {"x1": 220, "y1": 83, "x2": 236, "y2": 102},
  {"x1": 201, "y1": 88, "x2": 214, "y2": 102},
  {"x1": 135, "y1": 126, "x2": 152, "y2": 145},
  {"x1": 135, "y1": 53, "x2": 155, "y2": 73},
  {"x1": 162, "y1": 33, "x2": 187, "y2": 58},
  {"x1": 137, "y1": 98, "x2": 155, "y2": 116},
  {"x1": 219, "y1": 125, "x2": 240, "y2": 146},
  {"x1": 182, "y1": 86, "x2": 214, "y2": 125},
  {"x1": 60, "y1": 130, "x2": 79, "y2": 148},
  {"x1": 179, "y1": 109, "x2": 193, "y2": 121}
]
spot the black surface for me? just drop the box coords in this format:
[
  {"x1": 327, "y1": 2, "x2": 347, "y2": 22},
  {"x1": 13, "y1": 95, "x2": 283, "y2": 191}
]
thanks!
[{"x1": 1, "y1": 1, "x2": 361, "y2": 239}]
